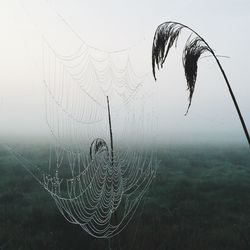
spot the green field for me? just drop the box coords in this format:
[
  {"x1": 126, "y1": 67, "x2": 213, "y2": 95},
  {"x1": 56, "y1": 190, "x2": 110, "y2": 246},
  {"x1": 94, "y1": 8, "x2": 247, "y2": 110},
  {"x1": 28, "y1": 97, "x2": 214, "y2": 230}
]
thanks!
[{"x1": 0, "y1": 143, "x2": 250, "y2": 250}]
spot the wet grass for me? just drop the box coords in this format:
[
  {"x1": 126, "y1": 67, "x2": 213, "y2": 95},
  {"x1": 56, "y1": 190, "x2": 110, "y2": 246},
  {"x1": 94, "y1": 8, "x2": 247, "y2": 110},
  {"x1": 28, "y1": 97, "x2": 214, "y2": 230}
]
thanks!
[{"x1": 0, "y1": 143, "x2": 250, "y2": 249}]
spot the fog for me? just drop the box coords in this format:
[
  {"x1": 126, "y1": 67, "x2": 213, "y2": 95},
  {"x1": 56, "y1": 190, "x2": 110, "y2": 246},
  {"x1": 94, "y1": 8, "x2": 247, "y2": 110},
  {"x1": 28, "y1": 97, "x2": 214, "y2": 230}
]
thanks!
[{"x1": 0, "y1": 0, "x2": 249, "y2": 147}]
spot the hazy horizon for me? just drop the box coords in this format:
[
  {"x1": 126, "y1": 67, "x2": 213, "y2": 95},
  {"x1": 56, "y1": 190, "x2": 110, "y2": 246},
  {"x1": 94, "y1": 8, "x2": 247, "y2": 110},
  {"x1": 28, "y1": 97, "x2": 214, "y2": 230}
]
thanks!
[{"x1": 0, "y1": 0, "x2": 249, "y2": 147}]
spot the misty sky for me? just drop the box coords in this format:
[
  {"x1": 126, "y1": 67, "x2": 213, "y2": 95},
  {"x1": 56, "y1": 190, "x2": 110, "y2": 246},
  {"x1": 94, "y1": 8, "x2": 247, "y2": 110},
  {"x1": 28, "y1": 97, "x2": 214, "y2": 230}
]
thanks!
[{"x1": 0, "y1": 0, "x2": 249, "y2": 146}]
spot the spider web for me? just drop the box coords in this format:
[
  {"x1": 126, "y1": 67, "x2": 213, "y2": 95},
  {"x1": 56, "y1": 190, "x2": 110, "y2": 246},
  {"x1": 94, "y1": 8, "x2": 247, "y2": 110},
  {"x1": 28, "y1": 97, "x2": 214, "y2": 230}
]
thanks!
[{"x1": 41, "y1": 37, "x2": 157, "y2": 238}]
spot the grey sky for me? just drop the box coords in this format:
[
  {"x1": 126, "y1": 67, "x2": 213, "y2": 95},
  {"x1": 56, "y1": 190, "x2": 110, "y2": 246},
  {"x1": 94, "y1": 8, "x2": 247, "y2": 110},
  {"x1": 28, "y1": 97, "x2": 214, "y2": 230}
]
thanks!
[{"x1": 0, "y1": 0, "x2": 249, "y2": 146}]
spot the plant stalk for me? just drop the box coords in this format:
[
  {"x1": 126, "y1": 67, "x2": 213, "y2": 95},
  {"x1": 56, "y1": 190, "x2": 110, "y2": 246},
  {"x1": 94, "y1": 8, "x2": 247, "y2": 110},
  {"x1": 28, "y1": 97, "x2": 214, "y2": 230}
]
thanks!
[
  {"x1": 106, "y1": 96, "x2": 122, "y2": 249},
  {"x1": 106, "y1": 96, "x2": 114, "y2": 166}
]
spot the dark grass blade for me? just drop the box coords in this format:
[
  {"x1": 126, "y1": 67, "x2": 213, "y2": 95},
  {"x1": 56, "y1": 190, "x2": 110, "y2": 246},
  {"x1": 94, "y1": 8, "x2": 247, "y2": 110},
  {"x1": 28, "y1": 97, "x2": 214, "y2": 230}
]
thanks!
[
  {"x1": 152, "y1": 21, "x2": 250, "y2": 146},
  {"x1": 152, "y1": 22, "x2": 183, "y2": 80},
  {"x1": 182, "y1": 37, "x2": 210, "y2": 114},
  {"x1": 90, "y1": 138, "x2": 109, "y2": 160}
]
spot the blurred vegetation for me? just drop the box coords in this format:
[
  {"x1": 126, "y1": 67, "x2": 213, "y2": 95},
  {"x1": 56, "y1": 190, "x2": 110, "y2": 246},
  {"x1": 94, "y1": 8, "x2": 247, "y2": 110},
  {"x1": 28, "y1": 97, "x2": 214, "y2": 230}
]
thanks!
[{"x1": 0, "y1": 143, "x2": 250, "y2": 249}]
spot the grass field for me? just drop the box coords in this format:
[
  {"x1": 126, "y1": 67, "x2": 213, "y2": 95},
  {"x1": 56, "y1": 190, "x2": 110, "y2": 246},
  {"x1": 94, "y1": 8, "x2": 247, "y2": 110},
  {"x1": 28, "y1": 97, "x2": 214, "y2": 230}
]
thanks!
[{"x1": 0, "y1": 143, "x2": 250, "y2": 249}]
